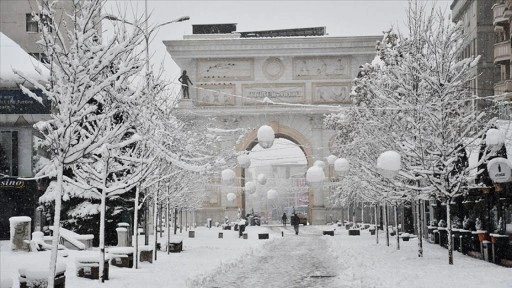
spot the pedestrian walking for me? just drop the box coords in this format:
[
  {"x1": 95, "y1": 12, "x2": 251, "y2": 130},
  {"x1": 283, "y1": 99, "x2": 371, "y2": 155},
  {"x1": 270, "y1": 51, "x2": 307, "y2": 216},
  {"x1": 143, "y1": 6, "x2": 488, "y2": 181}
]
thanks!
[
  {"x1": 282, "y1": 213, "x2": 287, "y2": 227},
  {"x1": 178, "y1": 70, "x2": 193, "y2": 99},
  {"x1": 291, "y1": 213, "x2": 300, "y2": 235}
]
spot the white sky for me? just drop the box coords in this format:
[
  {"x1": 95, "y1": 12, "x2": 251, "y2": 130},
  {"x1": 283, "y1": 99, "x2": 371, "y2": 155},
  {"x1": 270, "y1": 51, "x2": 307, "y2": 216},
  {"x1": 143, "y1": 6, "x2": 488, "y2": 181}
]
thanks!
[{"x1": 104, "y1": 0, "x2": 452, "y2": 83}]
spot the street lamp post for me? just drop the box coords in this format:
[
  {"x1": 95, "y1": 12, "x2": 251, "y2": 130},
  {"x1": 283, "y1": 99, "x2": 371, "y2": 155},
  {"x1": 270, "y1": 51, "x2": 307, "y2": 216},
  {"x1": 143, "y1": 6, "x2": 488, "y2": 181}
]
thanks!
[
  {"x1": 104, "y1": 14, "x2": 190, "y2": 97},
  {"x1": 377, "y1": 150, "x2": 401, "y2": 248}
]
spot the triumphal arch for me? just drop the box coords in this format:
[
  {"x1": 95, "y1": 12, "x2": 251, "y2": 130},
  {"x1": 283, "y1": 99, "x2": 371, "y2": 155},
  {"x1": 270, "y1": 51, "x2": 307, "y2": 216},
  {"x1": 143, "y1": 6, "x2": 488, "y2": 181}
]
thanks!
[{"x1": 164, "y1": 25, "x2": 379, "y2": 225}]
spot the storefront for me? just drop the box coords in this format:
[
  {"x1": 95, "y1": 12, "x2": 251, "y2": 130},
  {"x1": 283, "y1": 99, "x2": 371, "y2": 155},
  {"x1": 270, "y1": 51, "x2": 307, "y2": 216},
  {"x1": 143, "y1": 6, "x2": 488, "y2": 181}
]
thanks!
[{"x1": 0, "y1": 32, "x2": 50, "y2": 239}]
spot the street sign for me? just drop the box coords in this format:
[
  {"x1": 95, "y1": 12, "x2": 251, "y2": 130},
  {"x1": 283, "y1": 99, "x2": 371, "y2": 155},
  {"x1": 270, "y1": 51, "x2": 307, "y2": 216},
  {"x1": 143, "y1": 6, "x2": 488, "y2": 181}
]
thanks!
[{"x1": 487, "y1": 157, "x2": 512, "y2": 183}]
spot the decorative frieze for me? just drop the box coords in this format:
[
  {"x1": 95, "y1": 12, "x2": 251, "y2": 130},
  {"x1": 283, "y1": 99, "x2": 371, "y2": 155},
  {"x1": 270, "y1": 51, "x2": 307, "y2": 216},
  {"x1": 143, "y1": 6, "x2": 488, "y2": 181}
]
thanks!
[
  {"x1": 312, "y1": 82, "x2": 351, "y2": 104},
  {"x1": 242, "y1": 83, "x2": 305, "y2": 105},
  {"x1": 262, "y1": 57, "x2": 285, "y2": 80},
  {"x1": 197, "y1": 58, "x2": 253, "y2": 81},
  {"x1": 293, "y1": 56, "x2": 350, "y2": 80},
  {"x1": 196, "y1": 84, "x2": 236, "y2": 106}
]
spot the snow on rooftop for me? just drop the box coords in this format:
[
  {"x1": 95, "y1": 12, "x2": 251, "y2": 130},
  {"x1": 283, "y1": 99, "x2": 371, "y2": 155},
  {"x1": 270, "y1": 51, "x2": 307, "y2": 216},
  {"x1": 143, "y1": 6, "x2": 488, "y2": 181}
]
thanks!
[{"x1": 0, "y1": 32, "x2": 49, "y2": 88}]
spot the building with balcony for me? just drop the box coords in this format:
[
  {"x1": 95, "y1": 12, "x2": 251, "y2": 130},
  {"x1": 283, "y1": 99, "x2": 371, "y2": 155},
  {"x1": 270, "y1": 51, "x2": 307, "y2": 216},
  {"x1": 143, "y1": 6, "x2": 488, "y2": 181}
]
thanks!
[
  {"x1": 493, "y1": 0, "x2": 512, "y2": 118},
  {"x1": 451, "y1": 0, "x2": 495, "y2": 110}
]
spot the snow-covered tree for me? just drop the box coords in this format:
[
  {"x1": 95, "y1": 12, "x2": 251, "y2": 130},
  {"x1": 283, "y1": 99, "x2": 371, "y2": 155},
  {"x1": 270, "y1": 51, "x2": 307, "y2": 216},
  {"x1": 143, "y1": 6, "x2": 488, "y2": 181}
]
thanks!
[
  {"x1": 15, "y1": 0, "x2": 145, "y2": 284},
  {"x1": 327, "y1": 1, "x2": 492, "y2": 264}
]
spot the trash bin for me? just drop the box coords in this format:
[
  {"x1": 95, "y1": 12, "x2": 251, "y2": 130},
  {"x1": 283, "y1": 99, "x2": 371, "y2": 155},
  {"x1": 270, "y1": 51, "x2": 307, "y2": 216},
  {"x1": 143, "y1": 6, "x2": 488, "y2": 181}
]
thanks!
[
  {"x1": 189, "y1": 230, "x2": 195, "y2": 238},
  {"x1": 238, "y1": 225, "x2": 246, "y2": 238},
  {"x1": 116, "y1": 227, "x2": 128, "y2": 247}
]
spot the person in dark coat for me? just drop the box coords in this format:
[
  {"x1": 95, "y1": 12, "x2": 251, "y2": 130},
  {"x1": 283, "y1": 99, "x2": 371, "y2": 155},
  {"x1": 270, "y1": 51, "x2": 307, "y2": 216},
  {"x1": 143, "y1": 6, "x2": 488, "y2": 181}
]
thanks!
[
  {"x1": 291, "y1": 213, "x2": 300, "y2": 235},
  {"x1": 178, "y1": 70, "x2": 193, "y2": 99},
  {"x1": 282, "y1": 213, "x2": 288, "y2": 227}
]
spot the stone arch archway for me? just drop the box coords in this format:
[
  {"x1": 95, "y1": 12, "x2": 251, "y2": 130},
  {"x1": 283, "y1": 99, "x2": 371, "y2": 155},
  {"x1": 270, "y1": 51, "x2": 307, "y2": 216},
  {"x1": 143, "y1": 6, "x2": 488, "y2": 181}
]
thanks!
[{"x1": 235, "y1": 121, "x2": 314, "y2": 222}]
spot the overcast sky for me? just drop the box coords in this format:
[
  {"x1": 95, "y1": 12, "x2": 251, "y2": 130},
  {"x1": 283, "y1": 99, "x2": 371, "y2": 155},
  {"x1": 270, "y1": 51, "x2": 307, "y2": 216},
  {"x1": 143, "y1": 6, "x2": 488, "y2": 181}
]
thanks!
[
  {"x1": 105, "y1": 0, "x2": 452, "y2": 83},
  {"x1": 103, "y1": 1, "x2": 452, "y2": 166}
]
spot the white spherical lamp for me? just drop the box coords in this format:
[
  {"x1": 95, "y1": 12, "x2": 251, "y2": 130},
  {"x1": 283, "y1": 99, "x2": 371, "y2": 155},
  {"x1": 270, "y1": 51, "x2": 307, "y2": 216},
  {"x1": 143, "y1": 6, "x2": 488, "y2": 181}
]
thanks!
[
  {"x1": 334, "y1": 158, "x2": 350, "y2": 175},
  {"x1": 227, "y1": 192, "x2": 236, "y2": 202},
  {"x1": 257, "y1": 173, "x2": 267, "y2": 185},
  {"x1": 237, "y1": 154, "x2": 251, "y2": 169},
  {"x1": 221, "y1": 169, "x2": 236, "y2": 185},
  {"x1": 376, "y1": 151, "x2": 401, "y2": 179},
  {"x1": 267, "y1": 189, "x2": 278, "y2": 200},
  {"x1": 245, "y1": 181, "x2": 256, "y2": 194},
  {"x1": 257, "y1": 125, "x2": 275, "y2": 149}
]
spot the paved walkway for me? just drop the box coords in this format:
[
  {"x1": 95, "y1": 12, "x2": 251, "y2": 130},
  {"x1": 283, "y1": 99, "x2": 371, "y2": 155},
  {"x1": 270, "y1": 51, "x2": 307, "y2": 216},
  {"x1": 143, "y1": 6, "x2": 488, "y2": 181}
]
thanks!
[{"x1": 205, "y1": 226, "x2": 340, "y2": 288}]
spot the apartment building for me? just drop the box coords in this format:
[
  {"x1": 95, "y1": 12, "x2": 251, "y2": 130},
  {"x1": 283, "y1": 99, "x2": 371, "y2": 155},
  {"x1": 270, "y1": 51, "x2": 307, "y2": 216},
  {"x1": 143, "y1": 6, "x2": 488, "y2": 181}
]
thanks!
[{"x1": 451, "y1": 0, "x2": 495, "y2": 110}]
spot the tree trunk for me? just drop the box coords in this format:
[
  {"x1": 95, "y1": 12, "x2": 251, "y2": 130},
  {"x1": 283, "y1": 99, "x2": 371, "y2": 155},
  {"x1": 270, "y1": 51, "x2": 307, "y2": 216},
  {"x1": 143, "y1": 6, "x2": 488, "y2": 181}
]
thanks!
[
  {"x1": 167, "y1": 189, "x2": 170, "y2": 255},
  {"x1": 174, "y1": 208, "x2": 178, "y2": 235},
  {"x1": 384, "y1": 203, "x2": 389, "y2": 246},
  {"x1": 99, "y1": 188, "x2": 106, "y2": 282},
  {"x1": 153, "y1": 187, "x2": 158, "y2": 261},
  {"x1": 133, "y1": 185, "x2": 140, "y2": 269},
  {"x1": 395, "y1": 204, "x2": 400, "y2": 250},
  {"x1": 180, "y1": 208, "x2": 183, "y2": 233},
  {"x1": 447, "y1": 199, "x2": 453, "y2": 265},
  {"x1": 417, "y1": 199, "x2": 423, "y2": 257},
  {"x1": 48, "y1": 163, "x2": 64, "y2": 287},
  {"x1": 375, "y1": 203, "x2": 379, "y2": 244}
]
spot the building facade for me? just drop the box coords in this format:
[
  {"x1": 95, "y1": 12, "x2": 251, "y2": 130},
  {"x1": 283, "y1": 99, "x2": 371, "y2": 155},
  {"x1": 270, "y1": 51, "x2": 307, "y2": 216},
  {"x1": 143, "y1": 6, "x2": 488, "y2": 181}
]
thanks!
[{"x1": 451, "y1": 0, "x2": 495, "y2": 110}]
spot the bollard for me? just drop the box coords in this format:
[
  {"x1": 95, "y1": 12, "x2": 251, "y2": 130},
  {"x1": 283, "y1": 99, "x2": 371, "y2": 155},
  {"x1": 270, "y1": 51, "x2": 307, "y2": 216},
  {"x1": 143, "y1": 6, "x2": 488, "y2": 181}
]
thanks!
[{"x1": 281, "y1": 231, "x2": 284, "y2": 237}]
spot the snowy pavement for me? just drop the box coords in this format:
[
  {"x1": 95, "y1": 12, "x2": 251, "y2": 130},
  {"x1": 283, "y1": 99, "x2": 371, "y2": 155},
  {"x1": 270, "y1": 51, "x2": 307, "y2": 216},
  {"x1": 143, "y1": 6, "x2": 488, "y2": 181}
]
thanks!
[
  {"x1": 1, "y1": 224, "x2": 511, "y2": 288},
  {"x1": 191, "y1": 226, "x2": 340, "y2": 288}
]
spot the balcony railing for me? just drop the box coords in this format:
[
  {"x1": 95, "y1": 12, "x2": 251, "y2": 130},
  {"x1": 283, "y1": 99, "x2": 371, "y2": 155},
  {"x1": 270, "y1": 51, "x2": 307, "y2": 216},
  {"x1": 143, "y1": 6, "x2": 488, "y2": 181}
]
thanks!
[
  {"x1": 493, "y1": 2, "x2": 512, "y2": 25},
  {"x1": 494, "y1": 80, "x2": 512, "y2": 94},
  {"x1": 494, "y1": 41, "x2": 511, "y2": 63}
]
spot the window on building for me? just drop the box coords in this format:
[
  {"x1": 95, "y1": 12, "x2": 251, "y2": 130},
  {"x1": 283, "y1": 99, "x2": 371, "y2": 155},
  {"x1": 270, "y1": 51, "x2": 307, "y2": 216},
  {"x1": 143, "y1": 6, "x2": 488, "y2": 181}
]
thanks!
[
  {"x1": 28, "y1": 53, "x2": 49, "y2": 64},
  {"x1": 0, "y1": 131, "x2": 18, "y2": 176},
  {"x1": 26, "y1": 14, "x2": 39, "y2": 33},
  {"x1": 26, "y1": 13, "x2": 53, "y2": 33}
]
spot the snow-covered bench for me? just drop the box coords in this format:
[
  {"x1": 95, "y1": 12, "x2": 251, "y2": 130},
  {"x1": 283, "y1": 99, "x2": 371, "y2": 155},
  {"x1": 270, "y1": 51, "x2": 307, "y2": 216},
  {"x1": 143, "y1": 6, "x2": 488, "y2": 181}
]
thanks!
[{"x1": 49, "y1": 226, "x2": 94, "y2": 250}]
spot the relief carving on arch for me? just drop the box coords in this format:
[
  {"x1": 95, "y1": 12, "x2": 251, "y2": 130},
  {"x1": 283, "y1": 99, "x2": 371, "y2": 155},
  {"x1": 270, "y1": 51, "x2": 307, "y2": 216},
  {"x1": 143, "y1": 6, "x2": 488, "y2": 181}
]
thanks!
[
  {"x1": 293, "y1": 56, "x2": 350, "y2": 80},
  {"x1": 197, "y1": 84, "x2": 236, "y2": 106},
  {"x1": 197, "y1": 58, "x2": 254, "y2": 81},
  {"x1": 312, "y1": 82, "x2": 352, "y2": 104}
]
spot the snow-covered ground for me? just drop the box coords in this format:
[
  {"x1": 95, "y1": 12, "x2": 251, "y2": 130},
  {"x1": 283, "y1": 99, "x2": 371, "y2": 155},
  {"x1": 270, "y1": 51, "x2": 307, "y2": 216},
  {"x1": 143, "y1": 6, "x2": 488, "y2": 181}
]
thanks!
[{"x1": 1, "y1": 225, "x2": 511, "y2": 288}]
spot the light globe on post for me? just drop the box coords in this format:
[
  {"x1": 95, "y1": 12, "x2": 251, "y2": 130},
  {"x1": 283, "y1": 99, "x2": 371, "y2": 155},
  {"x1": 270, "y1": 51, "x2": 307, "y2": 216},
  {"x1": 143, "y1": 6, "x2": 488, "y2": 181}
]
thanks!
[
  {"x1": 486, "y1": 128, "x2": 504, "y2": 153},
  {"x1": 245, "y1": 181, "x2": 256, "y2": 194},
  {"x1": 237, "y1": 154, "x2": 251, "y2": 169},
  {"x1": 227, "y1": 192, "x2": 237, "y2": 202},
  {"x1": 306, "y1": 163, "x2": 326, "y2": 190},
  {"x1": 334, "y1": 158, "x2": 350, "y2": 176},
  {"x1": 257, "y1": 173, "x2": 267, "y2": 185},
  {"x1": 257, "y1": 125, "x2": 275, "y2": 149},
  {"x1": 221, "y1": 169, "x2": 236, "y2": 186},
  {"x1": 267, "y1": 189, "x2": 278, "y2": 200},
  {"x1": 376, "y1": 151, "x2": 401, "y2": 179}
]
